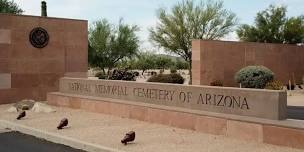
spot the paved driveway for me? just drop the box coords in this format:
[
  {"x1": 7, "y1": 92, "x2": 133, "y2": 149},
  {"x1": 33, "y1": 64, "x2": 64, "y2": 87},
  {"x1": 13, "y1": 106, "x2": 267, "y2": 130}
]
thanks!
[{"x1": 0, "y1": 131, "x2": 85, "y2": 152}]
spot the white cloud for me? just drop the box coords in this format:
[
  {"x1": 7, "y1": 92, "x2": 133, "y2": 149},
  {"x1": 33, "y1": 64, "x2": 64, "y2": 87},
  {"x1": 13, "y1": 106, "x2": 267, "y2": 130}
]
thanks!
[{"x1": 15, "y1": 0, "x2": 40, "y2": 15}]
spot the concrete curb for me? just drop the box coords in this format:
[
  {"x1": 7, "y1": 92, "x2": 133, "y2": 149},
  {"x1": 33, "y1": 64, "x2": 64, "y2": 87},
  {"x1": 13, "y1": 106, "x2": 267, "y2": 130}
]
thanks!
[{"x1": 0, "y1": 120, "x2": 124, "y2": 152}]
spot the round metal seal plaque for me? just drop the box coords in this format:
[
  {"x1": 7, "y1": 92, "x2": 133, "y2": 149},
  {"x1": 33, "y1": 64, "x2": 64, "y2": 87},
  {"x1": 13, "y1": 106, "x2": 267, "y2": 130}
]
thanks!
[{"x1": 29, "y1": 27, "x2": 49, "y2": 48}]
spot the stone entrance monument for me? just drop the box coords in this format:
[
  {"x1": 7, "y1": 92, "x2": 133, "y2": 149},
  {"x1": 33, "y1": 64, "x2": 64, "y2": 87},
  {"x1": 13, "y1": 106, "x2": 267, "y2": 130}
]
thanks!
[{"x1": 0, "y1": 14, "x2": 88, "y2": 104}]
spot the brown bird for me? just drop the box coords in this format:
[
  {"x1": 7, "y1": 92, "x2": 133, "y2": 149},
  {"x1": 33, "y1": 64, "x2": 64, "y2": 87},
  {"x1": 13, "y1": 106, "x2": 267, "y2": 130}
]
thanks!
[
  {"x1": 57, "y1": 118, "x2": 68, "y2": 130},
  {"x1": 121, "y1": 131, "x2": 135, "y2": 145},
  {"x1": 16, "y1": 111, "x2": 26, "y2": 120}
]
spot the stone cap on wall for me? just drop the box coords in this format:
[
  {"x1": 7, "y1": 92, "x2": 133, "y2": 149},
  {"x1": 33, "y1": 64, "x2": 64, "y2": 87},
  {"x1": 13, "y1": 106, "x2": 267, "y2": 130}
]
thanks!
[
  {"x1": 192, "y1": 39, "x2": 304, "y2": 48},
  {"x1": 0, "y1": 13, "x2": 88, "y2": 22}
]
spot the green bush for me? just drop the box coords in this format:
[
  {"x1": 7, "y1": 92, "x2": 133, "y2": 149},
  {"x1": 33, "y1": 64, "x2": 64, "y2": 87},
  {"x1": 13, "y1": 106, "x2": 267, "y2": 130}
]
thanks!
[
  {"x1": 265, "y1": 80, "x2": 284, "y2": 90},
  {"x1": 235, "y1": 66, "x2": 274, "y2": 89},
  {"x1": 133, "y1": 71, "x2": 140, "y2": 76},
  {"x1": 147, "y1": 73, "x2": 184, "y2": 84},
  {"x1": 210, "y1": 80, "x2": 223, "y2": 87},
  {"x1": 170, "y1": 67, "x2": 177, "y2": 74},
  {"x1": 150, "y1": 71, "x2": 157, "y2": 76},
  {"x1": 95, "y1": 72, "x2": 107, "y2": 79}
]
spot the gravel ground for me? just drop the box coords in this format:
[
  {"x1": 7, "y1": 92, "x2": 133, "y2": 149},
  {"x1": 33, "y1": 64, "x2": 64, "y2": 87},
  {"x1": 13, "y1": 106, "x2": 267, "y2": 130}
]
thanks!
[
  {"x1": 0, "y1": 104, "x2": 303, "y2": 152},
  {"x1": 287, "y1": 90, "x2": 304, "y2": 107},
  {"x1": 0, "y1": 128, "x2": 9, "y2": 133}
]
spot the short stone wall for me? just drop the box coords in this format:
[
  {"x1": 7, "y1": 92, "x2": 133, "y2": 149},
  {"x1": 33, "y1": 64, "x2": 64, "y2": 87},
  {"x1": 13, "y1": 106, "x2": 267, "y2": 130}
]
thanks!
[
  {"x1": 47, "y1": 92, "x2": 304, "y2": 149},
  {"x1": 59, "y1": 78, "x2": 287, "y2": 120},
  {"x1": 46, "y1": 78, "x2": 304, "y2": 149}
]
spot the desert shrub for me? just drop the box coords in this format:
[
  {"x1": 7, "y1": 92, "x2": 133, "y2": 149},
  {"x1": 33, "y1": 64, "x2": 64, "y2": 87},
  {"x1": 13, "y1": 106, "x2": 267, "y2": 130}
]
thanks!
[
  {"x1": 170, "y1": 67, "x2": 177, "y2": 74},
  {"x1": 159, "y1": 69, "x2": 164, "y2": 74},
  {"x1": 210, "y1": 80, "x2": 223, "y2": 87},
  {"x1": 265, "y1": 80, "x2": 284, "y2": 90},
  {"x1": 95, "y1": 72, "x2": 107, "y2": 79},
  {"x1": 235, "y1": 66, "x2": 274, "y2": 89},
  {"x1": 109, "y1": 69, "x2": 136, "y2": 81},
  {"x1": 95, "y1": 71, "x2": 102, "y2": 77},
  {"x1": 147, "y1": 73, "x2": 184, "y2": 84},
  {"x1": 133, "y1": 71, "x2": 140, "y2": 76},
  {"x1": 151, "y1": 71, "x2": 157, "y2": 76}
]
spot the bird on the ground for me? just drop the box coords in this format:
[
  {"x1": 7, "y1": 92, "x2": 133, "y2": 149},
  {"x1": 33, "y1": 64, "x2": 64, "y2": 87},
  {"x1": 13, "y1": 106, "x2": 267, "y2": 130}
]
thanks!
[
  {"x1": 121, "y1": 131, "x2": 135, "y2": 145},
  {"x1": 57, "y1": 118, "x2": 68, "y2": 130},
  {"x1": 298, "y1": 85, "x2": 303, "y2": 89},
  {"x1": 16, "y1": 111, "x2": 26, "y2": 120}
]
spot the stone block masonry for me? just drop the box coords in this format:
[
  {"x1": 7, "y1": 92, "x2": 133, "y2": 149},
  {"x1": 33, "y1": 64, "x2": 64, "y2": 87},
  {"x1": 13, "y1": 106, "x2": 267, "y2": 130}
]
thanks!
[
  {"x1": 47, "y1": 90, "x2": 304, "y2": 150},
  {"x1": 192, "y1": 40, "x2": 304, "y2": 87},
  {"x1": 47, "y1": 78, "x2": 304, "y2": 150},
  {"x1": 59, "y1": 77, "x2": 287, "y2": 120},
  {"x1": 0, "y1": 14, "x2": 88, "y2": 104}
]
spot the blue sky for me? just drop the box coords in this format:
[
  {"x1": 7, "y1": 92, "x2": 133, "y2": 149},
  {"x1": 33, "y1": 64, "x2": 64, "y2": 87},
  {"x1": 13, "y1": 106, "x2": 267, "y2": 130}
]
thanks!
[{"x1": 16, "y1": 0, "x2": 304, "y2": 51}]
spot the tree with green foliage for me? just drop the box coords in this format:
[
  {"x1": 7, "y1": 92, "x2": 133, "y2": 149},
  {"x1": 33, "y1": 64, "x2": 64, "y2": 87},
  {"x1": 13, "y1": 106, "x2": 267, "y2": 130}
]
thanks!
[
  {"x1": 116, "y1": 58, "x2": 137, "y2": 70},
  {"x1": 135, "y1": 53, "x2": 157, "y2": 75},
  {"x1": 155, "y1": 56, "x2": 173, "y2": 71},
  {"x1": 175, "y1": 59, "x2": 189, "y2": 70},
  {"x1": 237, "y1": 5, "x2": 304, "y2": 44},
  {"x1": 89, "y1": 19, "x2": 140, "y2": 74},
  {"x1": 283, "y1": 16, "x2": 304, "y2": 44},
  {"x1": 0, "y1": 0, "x2": 23, "y2": 14},
  {"x1": 150, "y1": 0, "x2": 237, "y2": 84},
  {"x1": 88, "y1": 43, "x2": 100, "y2": 68}
]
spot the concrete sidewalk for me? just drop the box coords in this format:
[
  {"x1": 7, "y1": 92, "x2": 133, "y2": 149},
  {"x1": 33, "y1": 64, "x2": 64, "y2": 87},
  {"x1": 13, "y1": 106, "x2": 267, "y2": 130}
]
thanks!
[{"x1": 0, "y1": 104, "x2": 303, "y2": 152}]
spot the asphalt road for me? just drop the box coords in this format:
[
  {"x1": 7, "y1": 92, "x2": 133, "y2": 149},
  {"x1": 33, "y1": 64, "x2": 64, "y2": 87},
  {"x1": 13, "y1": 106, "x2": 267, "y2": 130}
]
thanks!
[
  {"x1": 0, "y1": 131, "x2": 86, "y2": 152},
  {"x1": 287, "y1": 106, "x2": 304, "y2": 120}
]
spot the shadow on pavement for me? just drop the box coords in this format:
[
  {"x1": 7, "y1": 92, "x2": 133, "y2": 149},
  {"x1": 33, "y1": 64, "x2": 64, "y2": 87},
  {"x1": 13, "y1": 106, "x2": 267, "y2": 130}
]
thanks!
[
  {"x1": 287, "y1": 106, "x2": 304, "y2": 120},
  {"x1": 0, "y1": 131, "x2": 86, "y2": 152}
]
